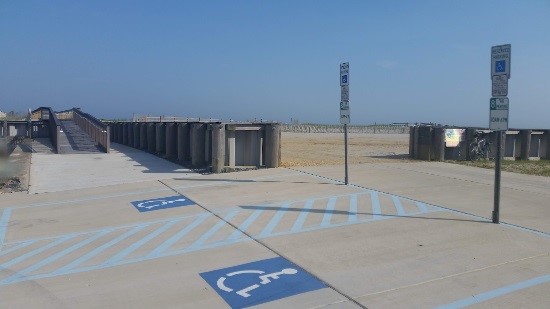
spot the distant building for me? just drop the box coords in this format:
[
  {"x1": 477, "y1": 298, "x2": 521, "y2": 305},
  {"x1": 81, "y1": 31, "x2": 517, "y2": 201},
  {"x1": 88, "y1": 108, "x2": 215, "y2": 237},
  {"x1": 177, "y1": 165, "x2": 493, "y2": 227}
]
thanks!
[{"x1": 0, "y1": 110, "x2": 6, "y2": 119}]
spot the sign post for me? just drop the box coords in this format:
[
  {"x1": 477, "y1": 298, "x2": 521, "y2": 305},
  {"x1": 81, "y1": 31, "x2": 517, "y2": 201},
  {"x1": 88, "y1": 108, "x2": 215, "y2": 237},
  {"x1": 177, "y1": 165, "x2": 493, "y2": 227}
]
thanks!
[
  {"x1": 340, "y1": 62, "x2": 350, "y2": 185},
  {"x1": 490, "y1": 44, "x2": 511, "y2": 224}
]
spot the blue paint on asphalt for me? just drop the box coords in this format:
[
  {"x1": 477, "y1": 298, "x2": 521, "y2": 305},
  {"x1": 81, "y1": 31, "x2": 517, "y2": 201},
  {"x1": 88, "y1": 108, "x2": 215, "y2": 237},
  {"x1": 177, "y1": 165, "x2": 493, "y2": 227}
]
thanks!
[
  {"x1": 146, "y1": 213, "x2": 211, "y2": 257},
  {"x1": 291, "y1": 199, "x2": 314, "y2": 232},
  {"x1": 416, "y1": 201, "x2": 429, "y2": 212},
  {"x1": 131, "y1": 195, "x2": 195, "y2": 212},
  {"x1": 200, "y1": 257, "x2": 326, "y2": 308},
  {"x1": 392, "y1": 196, "x2": 405, "y2": 216},
  {"x1": 2, "y1": 229, "x2": 111, "y2": 283},
  {"x1": 0, "y1": 191, "x2": 444, "y2": 286},
  {"x1": 370, "y1": 191, "x2": 382, "y2": 220},
  {"x1": 104, "y1": 220, "x2": 180, "y2": 265},
  {"x1": 258, "y1": 203, "x2": 290, "y2": 238},
  {"x1": 186, "y1": 211, "x2": 239, "y2": 251},
  {"x1": 1, "y1": 235, "x2": 74, "y2": 269},
  {"x1": 436, "y1": 274, "x2": 550, "y2": 309},
  {"x1": 56, "y1": 225, "x2": 146, "y2": 273},
  {"x1": 321, "y1": 197, "x2": 336, "y2": 227},
  {"x1": 0, "y1": 241, "x2": 35, "y2": 258},
  {"x1": 228, "y1": 209, "x2": 264, "y2": 241},
  {"x1": 0, "y1": 208, "x2": 12, "y2": 249},
  {"x1": 348, "y1": 194, "x2": 358, "y2": 222}
]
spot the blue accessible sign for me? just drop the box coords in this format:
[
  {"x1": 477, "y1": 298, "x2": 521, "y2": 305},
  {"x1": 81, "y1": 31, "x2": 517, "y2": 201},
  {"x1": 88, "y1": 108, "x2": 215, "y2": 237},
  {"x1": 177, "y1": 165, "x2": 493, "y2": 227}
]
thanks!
[
  {"x1": 131, "y1": 195, "x2": 195, "y2": 212},
  {"x1": 200, "y1": 257, "x2": 326, "y2": 308},
  {"x1": 495, "y1": 60, "x2": 506, "y2": 73}
]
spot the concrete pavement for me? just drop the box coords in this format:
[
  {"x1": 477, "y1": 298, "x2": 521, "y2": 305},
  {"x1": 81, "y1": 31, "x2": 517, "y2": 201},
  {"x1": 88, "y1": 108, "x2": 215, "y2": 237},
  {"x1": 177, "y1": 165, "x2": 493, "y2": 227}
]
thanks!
[
  {"x1": 1, "y1": 151, "x2": 548, "y2": 308},
  {"x1": 29, "y1": 143, "x2": 196, "y2": 194}
]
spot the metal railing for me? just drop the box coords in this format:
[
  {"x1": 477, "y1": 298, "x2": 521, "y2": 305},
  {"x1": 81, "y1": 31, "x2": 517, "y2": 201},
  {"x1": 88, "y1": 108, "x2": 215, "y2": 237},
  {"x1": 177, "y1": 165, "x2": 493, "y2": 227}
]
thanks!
[{"x1": 72, "y1": 108, "x2": 110, "y2": 153}]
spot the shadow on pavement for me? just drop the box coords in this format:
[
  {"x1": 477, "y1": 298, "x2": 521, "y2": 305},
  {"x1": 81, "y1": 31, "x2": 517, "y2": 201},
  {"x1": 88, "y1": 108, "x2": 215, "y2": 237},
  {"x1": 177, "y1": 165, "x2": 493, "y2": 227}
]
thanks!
[
  {"x1": 239, "y1": 205, "x2": 487, "y2": 224},
  {"x1": 110, "y1": 143, "x2": 191, "y2": 174}
]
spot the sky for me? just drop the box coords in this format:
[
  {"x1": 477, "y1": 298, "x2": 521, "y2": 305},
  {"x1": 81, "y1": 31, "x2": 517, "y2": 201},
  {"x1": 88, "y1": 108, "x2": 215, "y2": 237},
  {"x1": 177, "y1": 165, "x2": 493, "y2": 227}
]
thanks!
[{"x1": 1, "y1": 0, "x2": 549, "y2": 128}]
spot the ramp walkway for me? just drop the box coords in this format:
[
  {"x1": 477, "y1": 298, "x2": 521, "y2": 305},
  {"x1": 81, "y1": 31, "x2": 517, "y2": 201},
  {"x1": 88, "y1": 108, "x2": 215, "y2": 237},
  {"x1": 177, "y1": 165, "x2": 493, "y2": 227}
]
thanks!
[{"x1": 58, "y1": 120, "x2": 102, "y2": 154}]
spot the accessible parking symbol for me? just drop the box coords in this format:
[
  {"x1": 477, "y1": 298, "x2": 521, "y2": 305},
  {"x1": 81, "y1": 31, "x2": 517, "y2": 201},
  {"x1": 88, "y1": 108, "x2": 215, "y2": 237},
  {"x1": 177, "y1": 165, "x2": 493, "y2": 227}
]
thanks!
[
  {"x1": 130, "y1": 195, "x2": 195, "y2": 212},
  {"x1": 200, "y1": 257, "x2": 326, "y2": 308}
]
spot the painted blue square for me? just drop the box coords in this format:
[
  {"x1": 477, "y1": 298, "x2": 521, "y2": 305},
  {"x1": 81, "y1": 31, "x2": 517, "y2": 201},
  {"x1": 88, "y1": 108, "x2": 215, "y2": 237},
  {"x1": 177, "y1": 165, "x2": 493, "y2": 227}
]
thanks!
[
  {"x1": 200, "y1": 257, "x2": 326, "y2": 308},
  {"x1": 341, "y1": 75, "x2": 348, "y2": 84},
  {"x1": 495, "y1": 60, "x2": 506, "y2": 73},
  {"x1": 130, "y1": 195, "x2": 195, "y2": 212}
]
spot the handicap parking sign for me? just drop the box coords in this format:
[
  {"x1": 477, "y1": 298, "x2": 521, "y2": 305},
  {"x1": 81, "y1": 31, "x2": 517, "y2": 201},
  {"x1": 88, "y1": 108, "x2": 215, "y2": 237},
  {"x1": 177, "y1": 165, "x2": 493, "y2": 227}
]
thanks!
[
  {"x1": 341, "y1": 74, "x2": 348, "y2": 85},
  {"x1": 200, "y1": 257, "x2": 326, "y2": 308},
  {"x1": 130, "y1": 195, "x2": 195, "y2": 212},
  {"x1": 495, "y1": 60, "x2": 506, "y2": 73}
]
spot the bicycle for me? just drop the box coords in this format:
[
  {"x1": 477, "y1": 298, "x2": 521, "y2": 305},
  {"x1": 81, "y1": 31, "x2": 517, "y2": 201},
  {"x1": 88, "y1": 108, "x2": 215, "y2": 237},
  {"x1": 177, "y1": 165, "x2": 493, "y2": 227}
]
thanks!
[{"x1": 469, "y1": 131, "x2": 493, "y2": 161}]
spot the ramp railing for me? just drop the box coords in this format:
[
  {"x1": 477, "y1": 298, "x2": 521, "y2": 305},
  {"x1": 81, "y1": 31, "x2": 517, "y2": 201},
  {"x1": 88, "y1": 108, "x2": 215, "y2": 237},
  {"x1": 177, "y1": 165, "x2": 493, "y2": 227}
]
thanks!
[
  {"x1": 46, "y1": 107, "x2": 61, "y2": 154},
  {"x1": 72, "y1": 108, "x2": 110, "y2": 153}
]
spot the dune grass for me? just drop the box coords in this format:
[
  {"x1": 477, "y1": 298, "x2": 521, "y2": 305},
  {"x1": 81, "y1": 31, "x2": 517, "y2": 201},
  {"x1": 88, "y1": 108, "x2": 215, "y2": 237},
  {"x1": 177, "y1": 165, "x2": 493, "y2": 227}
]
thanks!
[{"x1": 451, "y1": 159, "x2": 550, "y2": 177}]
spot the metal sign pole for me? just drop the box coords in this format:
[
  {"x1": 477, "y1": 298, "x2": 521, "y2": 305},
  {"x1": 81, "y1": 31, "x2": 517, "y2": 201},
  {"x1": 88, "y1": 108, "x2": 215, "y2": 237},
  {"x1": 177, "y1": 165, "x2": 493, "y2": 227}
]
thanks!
[
  {"x1": 489, "y1": 44, "x2": 510, "y2": 224},
  {"x1": 344, "y1": 124, "x2": 349, "y2": 185},
  {"x1": 340, "y1": 62, "x2": 350, "y2": 185},
  {"x1": 492, "y1": 131, "x2": 502, "y2": 223}
]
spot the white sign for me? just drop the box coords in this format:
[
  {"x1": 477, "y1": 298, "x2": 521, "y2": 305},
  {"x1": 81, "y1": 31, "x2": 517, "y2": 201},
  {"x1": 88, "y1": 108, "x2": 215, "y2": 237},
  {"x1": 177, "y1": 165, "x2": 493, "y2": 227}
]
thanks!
[
  {"x1": 341, "y1": 85, "x2": 349, "y2": 101},
  {"x1": 340, "y1": 62, "x2": 349, "y2": 86},
  {"x1": 492, "y1": 75, "x2": 508, "y2": 97},
  {"x1": 340, "y1": 101, "x2": 350, "y2": 124},
  {"x1": 489, "y1": 97, "x2": 509, "y2": 131},
  {"x1": 491, "y1": 44, "x2": 511, "y2": 78},
  {"x1": 340, "y1": 101, "x2": 349, "y2": 110}
]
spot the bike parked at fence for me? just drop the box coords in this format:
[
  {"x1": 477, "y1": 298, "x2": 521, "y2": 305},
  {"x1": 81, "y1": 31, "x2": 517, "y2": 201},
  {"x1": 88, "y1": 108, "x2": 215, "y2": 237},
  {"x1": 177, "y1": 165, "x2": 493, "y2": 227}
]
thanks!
[{"x1": 469, "y1": 131, "x2": 493, "y2": 161}]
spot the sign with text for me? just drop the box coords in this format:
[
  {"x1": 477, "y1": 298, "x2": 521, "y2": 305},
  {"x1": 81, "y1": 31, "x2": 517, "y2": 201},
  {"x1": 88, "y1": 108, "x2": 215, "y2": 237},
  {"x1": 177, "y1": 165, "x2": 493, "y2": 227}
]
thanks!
[
  {"x1": 492, "y1": 75, "x2": 508, "y2": 97},
  {"x1": 491, "y1": 44, "x2": 511, "y2": 78},
  {"x1": 340, "y1": 101, "x2": 350, "y2": 124},
  {"x1": 341, "y1": 85, "x2": 349, "y2": 101},
  {"x1": 340, "y1": 62, "x2": 349, "y2": 86},
  {"x1": 489, "y1": 97, "x2": 509, "y2": 131}
]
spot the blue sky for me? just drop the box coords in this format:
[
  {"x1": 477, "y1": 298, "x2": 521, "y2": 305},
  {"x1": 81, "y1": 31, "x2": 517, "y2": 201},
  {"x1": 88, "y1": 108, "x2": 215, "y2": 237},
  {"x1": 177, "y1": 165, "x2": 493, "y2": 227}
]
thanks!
[{"x1": 1, "y1": 1, "x2": 549, "y2": 128}]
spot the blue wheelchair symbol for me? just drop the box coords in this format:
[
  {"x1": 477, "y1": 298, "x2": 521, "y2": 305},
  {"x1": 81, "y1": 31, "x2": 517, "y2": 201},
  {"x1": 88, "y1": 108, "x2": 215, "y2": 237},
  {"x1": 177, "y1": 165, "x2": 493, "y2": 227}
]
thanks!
[
  {"x1": 200, "y1": 257, "x2": 325, "y2": 308},
  {"x1": 130, "y1": 195, "x2": 195, "y2": 212},
  {"x1": 341, "y1": 75, "x2": 348, "y2": 84},
  {"x1": 495, "y1": 60, "x2": 506, "y2": 73}
]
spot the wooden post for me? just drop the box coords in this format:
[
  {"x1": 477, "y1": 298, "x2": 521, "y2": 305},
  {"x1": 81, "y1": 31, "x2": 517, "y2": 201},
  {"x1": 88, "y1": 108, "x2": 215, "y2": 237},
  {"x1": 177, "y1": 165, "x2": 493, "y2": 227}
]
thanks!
[
  {"x1": 542, "y1": 130, "x2": 550, "y2": 160},
  {"x1": 227, "y1": 129, "x2": 236, "y2": 168},
  {"x1": 155, "y1": 123, "x2": 166, "y2": 154},
  {"x1": 520, "y1": 129, "x2": 532, "y2": 160},
  {"x1": 122, "y1": 123, "x2": 128, "y2": 145},
  {"x1": 265, "y1": 123, "x2": 281, "y2": 168},
  {"x1": 127, "y1": 122, "x2": 134, "y2": 147},
  {"x1": 165, "y1": 122, "x2": 177, "y2": 160},
  {"x1": 147, "y1": 123, "x2": 156, "y2": 153},
  {"x1": 177, "y1": 123, "x2": 190, "y2": 162},
  {"x1": 433, "y1": 127, "x2": 445, "y2": 161},
  {"x1": 118, "y1": 123, "x2": 123, "y2": 143},
  {"x1": 409, "y1": 126, "x2": 415, "y2": 158},
  {"x1": 133, "y1": 123, "x2": 140, "y2": 148},
  {"x1": 105, "y1": 126, "x2": 110, "y2": 153},
  {"x1": 190, "y1": 123, "x2": 206, "y2": 167},
  {"x1": 139, "y1": 123, "x2": 147, "y2": 150},
  {"x1": 2, "y1": 121, "x2": 7, "y2": 138},
  {"x1": 204, "y1": 126, "x2": 211, "y2": 164},
  {"x1": 211, "y1": 123, "x2": 225, "y2": 173}
]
